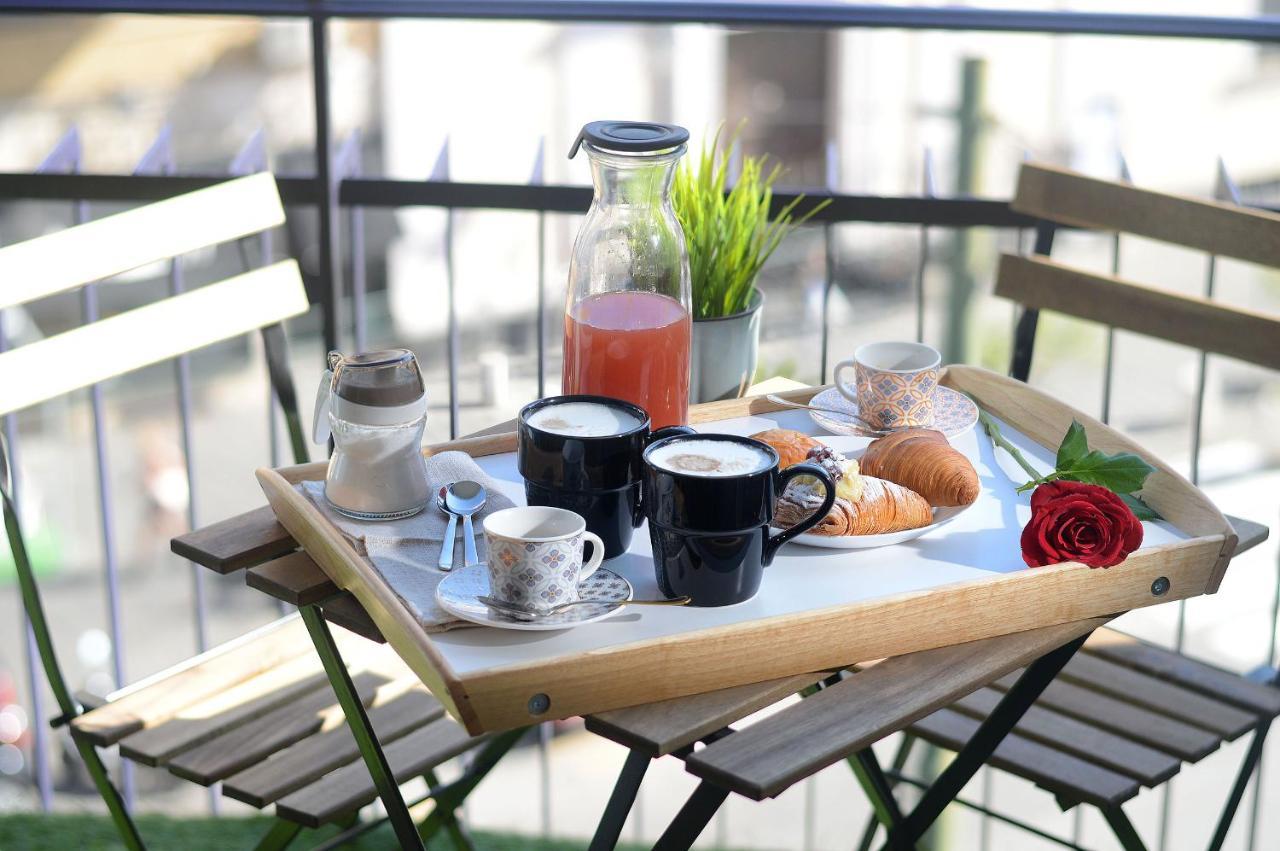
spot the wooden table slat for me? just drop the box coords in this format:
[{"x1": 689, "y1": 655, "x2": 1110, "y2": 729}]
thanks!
[
  {"x1": 586, "y1": 672, "x2": 830, "y2": 757},
  {"x1": 1086, "y1": 629, "x2": 1280, "y2": 717},
  {"x1": 274, "y1": 716, "x2": 477, "y2": 827},
  {"x1": 947, "y1": 687, "x2": 1180, "y2": 787},
  {"x1": 684, "y1": 617, "x2": 1108, "y2": 800},
  {"x1": 911, "y1": 707, "x2": 1140, "y2": 807},
  {"x1": 991, "y1": 673, "x2": 1220, "y2": 762},
  {"x1": 221, "y1": 686, "x2": 442, "y2": 809},
  {"x1": 247, "y1": 550, "x2": 339, "y2": 606},
  {"x1": 1060, "y1": 652, "x2": 1257, "y2": 739},
  {"x1": 323, "y1": 594, "x2": 385, "y2": 643},
  {"x1": 72, "y1": 617, "x2": 314, "y2": 747},
  {"x1": 1225, "y1": 514, "x2": 1270, "y2": 555},
  {"x1": 171, "y1": 504, "x2": 295, "y2": 574}
]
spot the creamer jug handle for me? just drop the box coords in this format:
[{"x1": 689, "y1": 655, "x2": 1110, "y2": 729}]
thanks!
[{"x1": 312, "y1": 351, "x2": 344, "y2": 444}]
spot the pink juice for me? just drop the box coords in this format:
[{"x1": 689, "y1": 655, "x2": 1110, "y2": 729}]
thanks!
[{"x1": 563, "y1": 290, "x2": 691, "y2": 428}]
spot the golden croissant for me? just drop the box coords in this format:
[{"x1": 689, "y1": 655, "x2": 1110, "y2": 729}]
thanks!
[
  {"x1": 775, "y1": 475, "x2": 932, "y2": 536},
  {"x1": 859, "y1": 428, "x2": 979, "y2": 508}
]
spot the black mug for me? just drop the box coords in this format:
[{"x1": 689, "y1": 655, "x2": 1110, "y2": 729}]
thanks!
[
  {"x1": 643, "y1": 433, "x2": 836, "y2": 607},
  {"x1": 518, "y1": 394, "x2": 693, "y2": 559}
]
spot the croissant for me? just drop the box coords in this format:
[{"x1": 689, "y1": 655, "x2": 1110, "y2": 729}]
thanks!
[
  {"x1": 775, "y1": 475, "x2": 933, "y2": 536},
  {"x1": 751, "y1": 428, "x2": 823, "y2": 468},
  {"x1": 859, "y1": 428, "x2": 979, "y2": 507}
]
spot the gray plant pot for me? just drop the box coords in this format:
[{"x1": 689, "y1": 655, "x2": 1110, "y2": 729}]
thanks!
[{"x1": 689, "y1": 290, "x2": 764, "y2": 404}]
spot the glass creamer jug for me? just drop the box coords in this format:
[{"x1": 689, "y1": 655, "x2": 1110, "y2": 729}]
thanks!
[
  {"x1": 312, "y1": 349, "x2": 429, "y2": 520},
  {"x1": 563, "y1": 121, "x2": 692, "y2": 428}
]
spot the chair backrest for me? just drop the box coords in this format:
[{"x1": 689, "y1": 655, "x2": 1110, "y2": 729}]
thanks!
[
  {"x1": 0, "y1": 172, "x2": 309, "y2": 415},
  {"x1": 0, "y1": 173, "x2": 308, "y2": 726},
  {"x1": 995, "y1": 163, "x2": 1280, "y2": 380}
]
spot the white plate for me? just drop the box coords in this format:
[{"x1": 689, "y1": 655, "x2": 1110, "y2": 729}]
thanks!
[
  {"x1": 435, "y1": 564, "x2": 634, "y2": 631},
  {"x1": 808, "y1": 386, "x2": 979, "y2": 439},
  {"x1": 777, "y1": 503, "x2": 973, "y2": 549}
]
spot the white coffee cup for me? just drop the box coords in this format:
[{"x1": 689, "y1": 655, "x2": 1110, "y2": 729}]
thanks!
[
  {"x1": 483, "y1": 506, "x2": 605, "y2": 613},
  {"x1": 833, "y1": 341, "x2": 941, "y2": 429}
]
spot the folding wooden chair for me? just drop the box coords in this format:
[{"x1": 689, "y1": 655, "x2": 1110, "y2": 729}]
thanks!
[
  {"x1": 891, "y1": 161, "x2": 1280, "y2": 851},
  {"x1": 0, "y1": 174, "x2": 501, "y2": 850}
]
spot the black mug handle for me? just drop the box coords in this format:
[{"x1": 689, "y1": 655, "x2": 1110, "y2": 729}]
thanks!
[
  {"x1": 633, "y1": 425, "x2": 698, "y2": 527},
  {"x1": 762, "y1": 462, "x2": 836, "y2": 566}
]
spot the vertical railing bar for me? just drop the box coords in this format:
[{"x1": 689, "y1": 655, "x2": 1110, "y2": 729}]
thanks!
[
  {"x1": 531, "y1": 138, "x2": 547, "y2": 399},
  {"x1": 4, "y1": 126, "x2": 82, "y2": 812},
  {"x1": 1100, "y1": 155, "x2": 1130, "y2": 425},
  {"x1": 309, "y1": 8, "x2": 343, "y2": 356},
  {"x1": 916, "y1": 148, "x2": 935, "y2": 345},
  {"x1": 140, "y1": 127, "x2": 220, "y2": 816},
  {"x1": 801, "y1": 777, "x2": 816, "y2": 850},
  {"x1": 231, "y1": 130, "x2": 284, "y2": 471},
  {"x1": 430, "y1": 138, "x2": 460, "y2": 439},
  {"x1": 535, "y1": 719, "x2": 551, "y2": 837},
  {"x1": 1158, "y1": 157, "x2": 1239, "y2": 851},
  {"x1": 72, "y1": 172, "x2": 136, "y2": 809},
  {"x1": 136, "y1": 128, "x2": 210, "y2": 656},
  {"x1": 819, "y1": 141, "x2": 837, "y2": 381},
  {"x1": 337, "y1": 131, "x2": 367, "y2": 352}
]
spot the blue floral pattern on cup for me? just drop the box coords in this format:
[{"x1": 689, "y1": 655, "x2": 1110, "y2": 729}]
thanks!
[{"x1": 485, "y1": 530, "x2": 603, "y2": 614}]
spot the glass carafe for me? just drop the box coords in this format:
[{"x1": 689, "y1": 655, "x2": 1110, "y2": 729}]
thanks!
[{"x1": 563, "y1": 121, "x2": 692, "y2": 428}]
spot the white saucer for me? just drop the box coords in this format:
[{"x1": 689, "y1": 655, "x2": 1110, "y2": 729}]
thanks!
[
  {"x1": 777, "y1": 503, "x2": 972, "y2": 549},
  {"x1": 808, "y1": 386, "x2": 978, "y2": 439},
  {"x1": 436, "y1": 564, "x2": 634, "y2": 631}
]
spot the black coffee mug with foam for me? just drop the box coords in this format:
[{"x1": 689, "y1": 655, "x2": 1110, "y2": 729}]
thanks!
[
  {"x1": 517, "y1": 394, "x2": 693, "y2": 559},
  {"x1": 643, "y1": 433, "x2": 836, "y2": 607}
]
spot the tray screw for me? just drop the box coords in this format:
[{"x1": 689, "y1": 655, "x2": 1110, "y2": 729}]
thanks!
[
  {"x1": 528, "y1": 693, "x2": 551, "y2": 715},
  {"x1": 1151, "y1": 576, "x2": 1170, "y2": 596}
]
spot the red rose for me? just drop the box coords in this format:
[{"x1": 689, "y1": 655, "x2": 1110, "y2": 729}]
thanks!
[{"x1": 1020, "y1": 480, "x2": 1143, "y2": 568}]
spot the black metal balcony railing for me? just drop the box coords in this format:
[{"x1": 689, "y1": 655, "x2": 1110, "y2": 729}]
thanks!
[{"x1": 1, "y1": 4, "x2": 1278, "y2": 851}]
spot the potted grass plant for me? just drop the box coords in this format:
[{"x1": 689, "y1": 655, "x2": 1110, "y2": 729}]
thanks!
[{"x1": 673, "y1": 126, "x2": 829, "y2": 402}]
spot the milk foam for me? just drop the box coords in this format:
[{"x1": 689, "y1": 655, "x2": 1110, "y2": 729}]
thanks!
[
  {"x1": 527, "y1": 402, "x2": 642, "y2": 437},
  {"x1": 649, "y1": 439, "x2": 772, "y2": 477}
]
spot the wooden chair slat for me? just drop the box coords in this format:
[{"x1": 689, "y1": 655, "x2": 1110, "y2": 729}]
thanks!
[
  {"x1": 72, "y1": 616, "x2": 314, "y2": 747},
  {"x1": 1059, "y1": 652, "x2": 1257, "y2": 739},
  {"x1": 247, "y1": 550, "x2": 338, "y2": 606},
  {"x1": 586, "y1": 672, "x2": 830, "y2": 758},
  {"x1": 171, "y1": 504, "x2": 295, "y2": 573},
  {"x1": 684, "y1": 617, "x2": 1107, "y2": 800},
  {"x1": 166, "y1": 670, "x2": 395, "y2": 786},
  {"x1": 995, "y1": 254, "x2": 1280, "y2": 371},
  {"x1": 324, "y1": 593, "x2": 385, "y2": 643},
  {"x1": 275, "y1": 716, "x2": 479, "y2": 827},
  {"x1": 117, "y1": 629, "x2": 382, "y2": 766},
  {"x1": 991, "y1": 673, "x2": 1220, "y2": 762},
  {"x1": 1226, "y1": 515, "x2": 1270, "y2": 555},
  {"x1": 911, "y1": 707, "x2": 1140, "y2": 808},
  {"x1": 0, "y1": 172, "x2": 285, "y2": 311},
  {"x1": 0, "y1": 260, "x2": 309, "y2": 416},
  {"x1": 1085, "y1": 629, "x2": 1280, "y2": 717},
  {"x1": 118, "y1": 655, "x2": 330, "y2": 767},
  {"x1": 1012, "y1": 162, "x2": 1280, "y2": 268},
  {"x1": 947, "y1": 687, "x2": 1180, "y2": 787},
  {"x1": 221, "y1": 685, "x2": 443, "y2": 809}
]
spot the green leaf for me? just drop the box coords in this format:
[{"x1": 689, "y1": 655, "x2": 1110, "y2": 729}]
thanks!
[
  {"x1": 1119, "y1": 492, "x2": 1163, "y2": 521},
  {"x1": 1056, "y1": 420, "x2": 1089, "y2": 469},
  {"x1": 1055, "y1": 450, "x2": 1157, "y2": 495}
]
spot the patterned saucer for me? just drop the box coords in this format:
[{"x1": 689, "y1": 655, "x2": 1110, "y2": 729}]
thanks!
[
  {"x1": 807, "y1": 386, "x2": 978, "y2": 439},
  {"x1": 436, "y1": 564, "x2": 633, "y2": 631}
]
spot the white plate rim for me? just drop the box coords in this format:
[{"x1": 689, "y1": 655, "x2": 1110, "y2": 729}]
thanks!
[
  {"x1": 435, "y1": 564, "x2": 635, "y2": 631},
  {"x1": 772, "y1": 502, "x2": 973, "y2": 549}
]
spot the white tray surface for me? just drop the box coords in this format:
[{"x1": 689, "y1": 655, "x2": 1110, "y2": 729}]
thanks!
[{"x1": 431, "y1": 409, "x2": 1187, "y2": 676}]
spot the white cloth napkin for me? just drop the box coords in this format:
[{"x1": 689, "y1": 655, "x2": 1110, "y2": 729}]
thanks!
[{"x1": 299, "y1": 450, "x2": 515, "y2": 632}]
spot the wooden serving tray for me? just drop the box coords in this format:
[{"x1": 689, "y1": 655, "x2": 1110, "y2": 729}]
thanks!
[{"x1": 256, "y1": 366, "x2": 1239, "y2": 735}]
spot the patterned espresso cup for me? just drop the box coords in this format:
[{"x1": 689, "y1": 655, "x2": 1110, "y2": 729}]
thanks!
[
  {"x1": 834, "y1": 341, "x2": 941, "y2": 429},
  {"x1": 483, "y1": 506, "x2": 605, "y2": 613}
]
